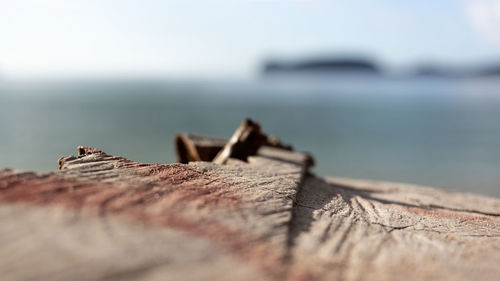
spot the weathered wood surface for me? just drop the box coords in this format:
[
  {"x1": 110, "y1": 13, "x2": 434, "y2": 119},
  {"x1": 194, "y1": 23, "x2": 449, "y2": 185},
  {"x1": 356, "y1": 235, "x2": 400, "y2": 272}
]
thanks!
[{"x1": 1, "y1": 144, "x2": 499, "y2": 280}]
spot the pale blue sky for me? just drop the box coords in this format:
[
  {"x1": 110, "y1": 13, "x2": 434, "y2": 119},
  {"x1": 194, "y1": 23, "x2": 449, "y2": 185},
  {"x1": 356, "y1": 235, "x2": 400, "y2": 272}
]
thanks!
[{"x1": 1, "y1": 0, "x2": 500, "y2": 78}]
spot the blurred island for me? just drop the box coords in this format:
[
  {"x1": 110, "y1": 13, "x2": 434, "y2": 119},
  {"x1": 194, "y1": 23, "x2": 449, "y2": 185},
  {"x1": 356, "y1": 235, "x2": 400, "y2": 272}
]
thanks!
[
  {"x1": 263, "y1": 57, "x2": 380, "y2": 75},
  {"x1": 261, "y1": 55, "x2": 500, "y2": 78}
]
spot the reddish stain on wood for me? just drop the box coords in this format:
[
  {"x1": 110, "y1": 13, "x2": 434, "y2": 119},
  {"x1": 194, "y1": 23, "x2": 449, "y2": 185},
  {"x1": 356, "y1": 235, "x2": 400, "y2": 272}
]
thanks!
[{"x1": 0, "y1": 167, "x2": 282, "y2": 280}]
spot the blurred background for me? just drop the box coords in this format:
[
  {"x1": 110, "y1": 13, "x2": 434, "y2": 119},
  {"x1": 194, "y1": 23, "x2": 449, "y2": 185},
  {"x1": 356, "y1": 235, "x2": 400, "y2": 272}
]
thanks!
[{"x1": 1, "y1": 0, "x2": 499, "y2": 197}]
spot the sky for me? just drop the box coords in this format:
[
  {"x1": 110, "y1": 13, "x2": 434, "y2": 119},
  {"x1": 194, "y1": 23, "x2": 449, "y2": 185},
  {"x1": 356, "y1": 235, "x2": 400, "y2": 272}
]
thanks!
[{"x1": 1, "y1": 0, "x2": 500, "y2": 79}]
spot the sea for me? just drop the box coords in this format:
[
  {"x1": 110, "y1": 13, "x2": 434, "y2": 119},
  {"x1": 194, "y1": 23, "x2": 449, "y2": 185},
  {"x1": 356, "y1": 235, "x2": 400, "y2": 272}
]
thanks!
[{"x1": 1, "y1": 76, "x2": 499, "y2": 198}]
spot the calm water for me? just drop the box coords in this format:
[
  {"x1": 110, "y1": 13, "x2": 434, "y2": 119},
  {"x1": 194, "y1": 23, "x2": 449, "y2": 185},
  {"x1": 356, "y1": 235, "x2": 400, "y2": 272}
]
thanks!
[{"x1": 1, "y1": 77, "x2": 499, "y2": 197}]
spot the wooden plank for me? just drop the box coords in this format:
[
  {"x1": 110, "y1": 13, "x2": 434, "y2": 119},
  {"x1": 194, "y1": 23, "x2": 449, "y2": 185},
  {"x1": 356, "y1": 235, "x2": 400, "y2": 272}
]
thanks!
[
  {"x1": 288, "y1": 176, "x2": 500, "y2": 281},
  {"x1": 175, "y1": 134, "x2": 227, "y2": 163},
  {"x1": 0, "y1": 144, "x2": 310, "y2": 281},
  {"x1": 212, "y1": 118, "x2": 270, "y2": 164},
  {"x1": 0, "y1": 123, "x2": 499, "y2": 281},
  {"x1": 212, "y1": 118, "x2": 294, "y2": 165}
]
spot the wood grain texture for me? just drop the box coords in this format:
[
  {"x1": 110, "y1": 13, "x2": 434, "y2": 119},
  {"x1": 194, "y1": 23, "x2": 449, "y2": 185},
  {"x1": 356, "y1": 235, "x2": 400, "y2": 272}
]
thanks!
[{"x1": 1, "y1": 145, "x2": 499, "y2": 281}]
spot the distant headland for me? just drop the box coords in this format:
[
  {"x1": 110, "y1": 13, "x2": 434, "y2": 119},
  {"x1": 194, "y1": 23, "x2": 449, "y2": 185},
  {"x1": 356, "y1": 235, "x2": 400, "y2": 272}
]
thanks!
[
  {"x1": 263, "y1": 57, "x2": 380, "y2": 75},
  {"x1": 261, "y1": 55, "x2": 500, "y2": 78}
]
